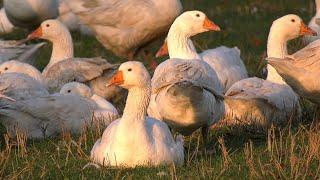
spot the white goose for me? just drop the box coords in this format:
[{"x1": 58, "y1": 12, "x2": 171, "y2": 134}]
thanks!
[
  {"x1": 63, "y1": 0, "x2": 183, "y2": 59},
  {"x1": 268, "y1": 39, "x2": 320, "y2": 106},
  {"x1": 0, "y1": 72, "x2": 51, "y2": 138},
  {"x1": 224, "y1": 15, "x2": 316, "y2": 126},
  {"x1": 156, "y1": 32, "x2": 248, "y2": 93},
  {"x1": 60, "y1": 82, "x2": 119, "y2": 121},
  {"x1": 27, "y1": 19, "x2": 125, "y2": 103},
  {"x1": 0, "y1": 1, "x2": 90, "y2": 35},
  {"x1": 304, "y1": 0, "x2": 320, "y2": 43},
  {"x1": 0, "y1": 93, "x2": 107, "y2": 139},
  {"x1": 91, "y1": 61, "x2": 184, "y2": 167},
  {"x1": 0, "y1": 60, "x2": 44, "y2": 83},
  {"x1": 3, "y1": 0, "x2": 59, "y2": 29},
  {"x1": 147, "y1": 11, "x2": 225, "y2": 141}
]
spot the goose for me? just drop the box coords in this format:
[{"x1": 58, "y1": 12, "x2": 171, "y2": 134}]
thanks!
[
  {"x1": 3, "y1": 0, "x2": 59, "y2": 29},
  {"x1": 155, "y1": 34, "x2": 248, "y2": 93},
  {"x1": 0, "y1": 8, "x2": 16, "y2": 34},
  {"x1": 0, "y1": 1, "x2": 89, "y2": 35},
  {"x1": 147, "y1": 11, "x2": 225, "y2": 142},
  {"x1": 63, "y1": 0, "x2": 183, "y2": 59},
  {"x1": 0, "y1": 72, "x2": 51, "y2": 138},
  {"x1": 0, "y1": 93, "x2": 110, "y2": 138},
  {"x1": 0, "y1": 60, "x2": 44, "y2": 83},
  {"x1": 304, "y1": 0, "x2": 320, "y2": 43},
  {"x1": 91, "y1": 61, "x2": 184, "y2": 167},
  {"x1": 27, "y1": 19, "x2": 125, "y2": 103},
  {"x1": 0, "y1": 40, "x2": 46, "y2": 65},
  {"x1": 268, "y1": 39, "x2": 320, "y2": 106},
  {"x1": 223, "y1": 14, "x2": 316, "y2": 126},
  {"x1": 60, "y1": 82, "x2": 119, "y2": 121}
]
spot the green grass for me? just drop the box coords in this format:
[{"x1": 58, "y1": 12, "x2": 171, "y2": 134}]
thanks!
[{"x1": 1, "y1": 0, "x2": 320, "y2": 179}]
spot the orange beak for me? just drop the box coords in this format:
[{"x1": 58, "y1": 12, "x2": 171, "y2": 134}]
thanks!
[
  {"x1": 203, "y1": 17, "x2": 221, "y2": 31},
  {"x1": 106, "y1": 71, "x2": 124, "y2": 87},
  {"x1": 155, "y1": 40, "x2": 169, "y2": 58},
  {"x1": 300, "y1": 22, "x2": 317, "y2": 36},
  {"x1": 27, "y1": 26, "x2": 43, "y2": 40}
]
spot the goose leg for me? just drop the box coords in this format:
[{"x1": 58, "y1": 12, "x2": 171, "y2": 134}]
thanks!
[
  {"x1": 315, "y1": 105, "x2": 320, "y2": 122},
  {"x1": 201, "y1": 126, "x2": 209, "y2": 146}
]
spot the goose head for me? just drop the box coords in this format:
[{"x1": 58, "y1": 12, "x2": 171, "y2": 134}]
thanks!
[
  {"x1": 27, "y1": 19, "x2": 70, "y2": 41},
  {"x1": 162, "y1": 10, "x2": 220, "y2": 60},
  {"x1": 170, "y1": 10, "x2": 220, "y2": 36},
  {"x1": 266, "y1": 14, "x2": 316, "y2": 84},
  {"x1": 108, "y1": 61, "x2": 150, "y2": 90},
  {"x1": 60, "y1": 82, "x2": 93, "y2": 98},
  {"x1": 27, "y1": 19, "x2": 73, "y2": 68},
  {"x1": 0, "y1": 60, "x2": 32, "y2": 74},
  {"x1": 0, "y1": 60, "x2": 43, "y2": 82},
  {"x1": 270, "y1": 14, "x2": 316, "y2": 41}
]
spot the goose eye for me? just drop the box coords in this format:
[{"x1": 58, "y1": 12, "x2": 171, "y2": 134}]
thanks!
[
  {"x1": 4, "y1": 67, "x2": 8, "y2": 71},
  {"x1": 291, "y1": 19, "x2": 295, "y2": 23},
  {"x1": 196, "y1": 13, "x2": 200, "y2": 17},
  {"x1": 67, "y1": 90, "x2": 71, "y2": 93},
  {"x1": 128, "y1": 68, "x2": 132, "y2": 72},
  {"x1": 46, "y1": 24, "x2": 50, "y2": 27}
]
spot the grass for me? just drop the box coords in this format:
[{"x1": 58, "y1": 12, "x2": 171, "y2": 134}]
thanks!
[{"x1": 1, "y1": 0, "x2": 320, "y2": 179}]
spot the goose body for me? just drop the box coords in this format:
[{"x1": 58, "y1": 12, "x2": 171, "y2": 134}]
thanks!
[
  {"x1": 91, "y1": 61, "x2": 184, "y2": 167},
  {"x1": 3, "y1": 0, "x2": 59, "y2": 28},
  {"x1": 201, "y1": 46, "x2": 248, "y2": 92},
  {"x1": 148, "y1": 11, "x2": 225, "y2": 138},
  {"x1": 268, "y1": 39, "x2": 320, "y2": 105},
  {"x1": 57, "y1": 0, "x2": 92, "y2": 35},
  {"x1": 0, "y1": 72, "x2": 50, "y2": 138},
  {"x1": 64, "y1": 0, "x2": 182, "y2": 58},
  {"x1": 42, "y1": 57, "x2": 117, "y2": 93},
  {"x1": 304, "y1": 0, "x2": 320, "y2": 43},
  {"x1": 0, "y1": 40, "x2": 46, "y2": 65},
  {"x1": 156, "y1": 38, "x2": 248, "y2": 93},
  {"x1": 223, "y1": 15, "x2": 315, "y2": 126},
  {"x1": 60, "y1": 82, "x2": 119, "y2": 121},
  {"x1": 150, "y1": 58, "x2": 224, "y2": 135},
  {"x1": 0, "y1": 72, "x2": 49, "y2": 101},
  {"x1": 225, "y1": 77, "x2": 300, "y2": 126},
  {"x1": 0, "y1": 94, "x2": 103, "y2": 138}
]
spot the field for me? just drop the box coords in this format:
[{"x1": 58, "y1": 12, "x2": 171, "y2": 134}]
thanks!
[{"x1": 1, "y1": 0, "x2": 320, "y2": 179}]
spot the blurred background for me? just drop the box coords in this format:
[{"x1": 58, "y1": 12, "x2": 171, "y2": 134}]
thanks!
[{"x1": 0, "y1": 0, "x2": 315, "y2": 77}]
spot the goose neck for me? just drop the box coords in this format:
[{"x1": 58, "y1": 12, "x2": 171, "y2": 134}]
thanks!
[
  {"x1": 167, "y1": 24, "x2": 201, "y2": 60},
  {"x1": 317, "y1": 0, "x2": 320, "y2": 13},
  {"x1": 0, "y1": 9, "x2": 15, "y2": 34},
  {"x1": 266, "y1": 28, "x2": 288, "y2": 84},
  {"x1": 121, "y1": 85, "x2": 151, "y2": 125},
  {"x1": 48, "y1": 33, "x2": 74, "y2": 69}
]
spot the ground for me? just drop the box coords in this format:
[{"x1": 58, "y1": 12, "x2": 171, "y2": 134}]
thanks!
[{"x1": 1, "y1": 0, "x2": 320, "y2": 179}]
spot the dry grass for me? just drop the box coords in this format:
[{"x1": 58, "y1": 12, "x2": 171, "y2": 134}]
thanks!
[{"x1": 2, "y1": 121, "x2": 319, "y2": 178}]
